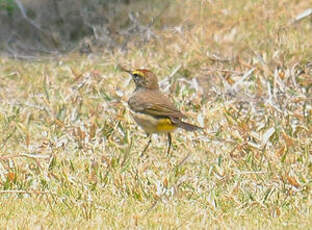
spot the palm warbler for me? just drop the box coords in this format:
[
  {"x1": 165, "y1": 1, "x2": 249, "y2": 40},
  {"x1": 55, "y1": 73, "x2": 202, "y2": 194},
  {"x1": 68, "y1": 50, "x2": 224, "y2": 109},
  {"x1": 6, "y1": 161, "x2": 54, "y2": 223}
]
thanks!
[{"x1": 123, "y1": 68, "x2": 202, "y2": 155}]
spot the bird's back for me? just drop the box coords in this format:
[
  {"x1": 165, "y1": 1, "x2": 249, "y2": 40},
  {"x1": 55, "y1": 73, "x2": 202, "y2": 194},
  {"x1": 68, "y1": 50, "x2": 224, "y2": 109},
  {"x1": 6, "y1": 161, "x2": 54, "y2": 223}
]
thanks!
[{"x1": 128, "y1": 89, "x2": 185, "y2": 119}]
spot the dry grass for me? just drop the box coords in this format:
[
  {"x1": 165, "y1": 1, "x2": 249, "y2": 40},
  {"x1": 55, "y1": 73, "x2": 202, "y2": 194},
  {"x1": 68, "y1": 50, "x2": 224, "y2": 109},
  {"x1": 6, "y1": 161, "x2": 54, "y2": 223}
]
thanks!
[{"x1": 0, "y1": 0, "x2": 312, "y2": 229}]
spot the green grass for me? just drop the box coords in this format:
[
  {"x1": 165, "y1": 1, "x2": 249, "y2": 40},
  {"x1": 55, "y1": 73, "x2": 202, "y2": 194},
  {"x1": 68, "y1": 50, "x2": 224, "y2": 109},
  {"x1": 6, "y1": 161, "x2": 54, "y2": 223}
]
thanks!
[{"x1": 0, "y1": 0, "x2": 312, "y2": 229}]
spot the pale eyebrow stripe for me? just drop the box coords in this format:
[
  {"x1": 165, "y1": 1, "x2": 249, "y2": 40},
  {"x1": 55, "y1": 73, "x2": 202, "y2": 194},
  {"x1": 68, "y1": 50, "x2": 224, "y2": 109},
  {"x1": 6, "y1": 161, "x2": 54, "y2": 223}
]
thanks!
[{"x1": 132, "y1": 70, "x2": 145, "y2": 77}]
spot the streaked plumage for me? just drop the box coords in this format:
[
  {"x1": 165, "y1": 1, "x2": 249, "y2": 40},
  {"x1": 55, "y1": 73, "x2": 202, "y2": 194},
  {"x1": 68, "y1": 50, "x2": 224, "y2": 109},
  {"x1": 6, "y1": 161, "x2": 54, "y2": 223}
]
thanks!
[{"x1": 123, "y1": 68, "x2": 202, "y2": 155}]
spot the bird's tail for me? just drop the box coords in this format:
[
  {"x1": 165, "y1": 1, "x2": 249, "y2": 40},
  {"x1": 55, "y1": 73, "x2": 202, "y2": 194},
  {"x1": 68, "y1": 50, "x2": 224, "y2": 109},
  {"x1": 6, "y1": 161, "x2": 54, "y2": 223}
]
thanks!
[{"x1": 176, "y1": 120, "x2": 202, "y2": 131}]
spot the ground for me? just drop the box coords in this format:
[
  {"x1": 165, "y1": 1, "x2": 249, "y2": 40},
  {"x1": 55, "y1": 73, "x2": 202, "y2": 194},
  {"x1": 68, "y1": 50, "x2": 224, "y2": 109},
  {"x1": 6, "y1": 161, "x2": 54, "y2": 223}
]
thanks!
[{"x1": 0, "y1": 0, "x2": 312, "y2": 229}]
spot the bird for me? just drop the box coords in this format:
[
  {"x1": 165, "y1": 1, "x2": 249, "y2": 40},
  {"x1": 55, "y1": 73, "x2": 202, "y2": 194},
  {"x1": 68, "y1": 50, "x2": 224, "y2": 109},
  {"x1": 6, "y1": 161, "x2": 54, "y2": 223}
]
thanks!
[{"x1": 122, "y1": 67, "x2": 202, "y2": 156}]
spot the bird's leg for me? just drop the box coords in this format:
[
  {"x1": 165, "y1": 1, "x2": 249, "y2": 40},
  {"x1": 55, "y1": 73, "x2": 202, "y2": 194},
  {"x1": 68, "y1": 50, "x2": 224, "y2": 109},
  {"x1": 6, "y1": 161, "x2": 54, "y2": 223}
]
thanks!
[
  {"x1": 167, "y1": 133, "x2": 172, "y2": 155},
  {"x1": 140, "y1": 134, "x2": 152, "y2": 157}
]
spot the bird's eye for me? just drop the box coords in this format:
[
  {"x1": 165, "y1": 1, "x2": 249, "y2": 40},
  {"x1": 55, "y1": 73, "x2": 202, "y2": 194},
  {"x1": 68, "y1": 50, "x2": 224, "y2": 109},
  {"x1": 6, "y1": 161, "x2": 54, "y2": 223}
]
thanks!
[{"x1": 133, "y1": 73, "x2": 140, "y2": 79}]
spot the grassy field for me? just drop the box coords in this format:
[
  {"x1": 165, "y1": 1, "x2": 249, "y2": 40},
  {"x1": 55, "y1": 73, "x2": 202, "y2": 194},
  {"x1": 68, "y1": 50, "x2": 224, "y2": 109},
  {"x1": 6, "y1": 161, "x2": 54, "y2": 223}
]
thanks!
[{"x1": 0, "y1": 0, "x2": 312, "y2": 229}]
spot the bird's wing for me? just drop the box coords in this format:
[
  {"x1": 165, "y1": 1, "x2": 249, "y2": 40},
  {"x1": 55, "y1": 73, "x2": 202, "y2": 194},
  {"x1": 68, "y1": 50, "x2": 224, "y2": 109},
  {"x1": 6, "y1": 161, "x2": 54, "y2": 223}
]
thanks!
[
  {"x1": 128, "y1": 91, "x2": 186, "y2": 119},
  {"x1": 143, "y1": 103, "x2": 185, "y2": 119}
]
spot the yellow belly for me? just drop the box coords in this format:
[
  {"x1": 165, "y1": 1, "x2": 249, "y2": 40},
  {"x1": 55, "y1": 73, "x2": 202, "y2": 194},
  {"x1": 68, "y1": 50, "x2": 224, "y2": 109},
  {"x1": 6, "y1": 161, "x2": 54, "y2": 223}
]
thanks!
[{"x1": 131, "y1": 111, "x2": 177, "y2": 134}]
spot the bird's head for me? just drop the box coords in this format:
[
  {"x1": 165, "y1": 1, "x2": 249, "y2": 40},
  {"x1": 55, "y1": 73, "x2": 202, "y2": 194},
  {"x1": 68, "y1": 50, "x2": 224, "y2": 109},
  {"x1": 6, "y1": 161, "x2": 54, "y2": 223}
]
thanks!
[{"x1": 123, "y1": 68, "x2": 159, "y2": 90}]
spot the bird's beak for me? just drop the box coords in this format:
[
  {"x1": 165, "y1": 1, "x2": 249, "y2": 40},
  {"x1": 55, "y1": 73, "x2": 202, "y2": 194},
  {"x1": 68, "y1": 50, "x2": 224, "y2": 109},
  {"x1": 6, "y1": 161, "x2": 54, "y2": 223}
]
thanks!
[{"x1": 118, "y1": 65, "x2": 132, "y2": 75}]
